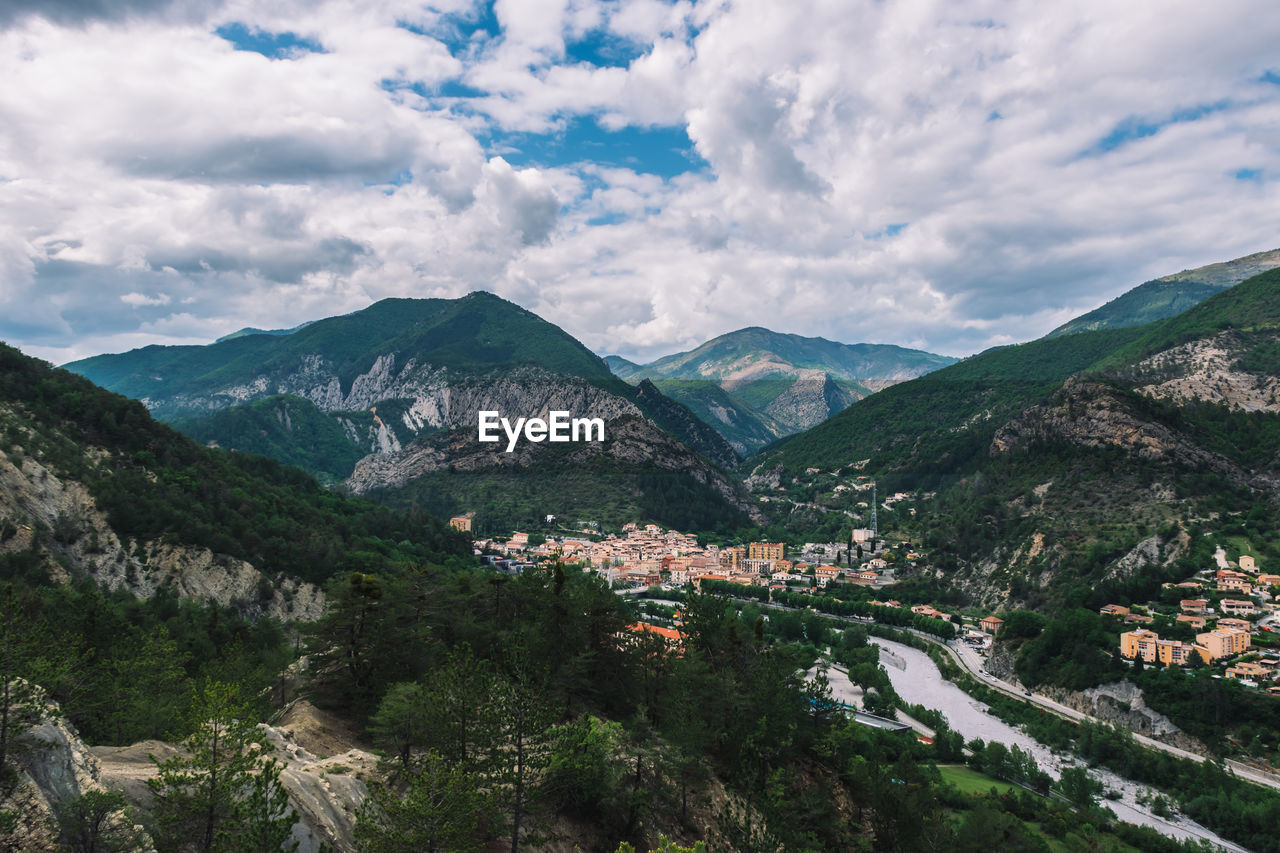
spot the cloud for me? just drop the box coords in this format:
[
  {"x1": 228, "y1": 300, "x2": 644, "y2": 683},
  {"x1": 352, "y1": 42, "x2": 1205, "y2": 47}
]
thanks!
[
  {"x1": 0, "y1": 0, "x2": 209, "y2": 29},
  {"x1": 0, "y1": 0, "x2": 1278, "y2": 367},
  {"x1": 120, "y1": 291, "x2": 171, "y2": 306}
]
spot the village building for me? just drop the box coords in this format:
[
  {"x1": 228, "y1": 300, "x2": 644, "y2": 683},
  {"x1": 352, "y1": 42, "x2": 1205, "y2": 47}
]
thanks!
[{"x1": 1196, "y1": 628, "x2": 1251, "y2": 660}]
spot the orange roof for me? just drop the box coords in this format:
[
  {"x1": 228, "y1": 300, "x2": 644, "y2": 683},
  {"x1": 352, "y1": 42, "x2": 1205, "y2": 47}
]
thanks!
[{"x1": 627, "y1": 622, "x2": 685, "y2": 642}]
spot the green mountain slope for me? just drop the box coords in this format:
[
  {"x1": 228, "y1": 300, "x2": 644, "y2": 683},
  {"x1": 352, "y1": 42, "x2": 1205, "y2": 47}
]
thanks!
[
  {"x1": 68, "y1": 292, "x2": 615, "y2": 416},
  {"x1": 752, "y1": 268, "x2": 1280, "y2": 611},
  {"x1": 0, "y1": 342, "x2": 467, "y2": 591},
  {"x1": 171, "y1": 394, "x2": 370, "y2": 483},
  {"x1": 63, "y1": 293, "x2": 748, "y2": 531},
  {"x1": 644, "y1": 326, "x2": 953, "y2": 380},
  {"x1": 1047, "y1": 247, "x2": 1280, "y2": 338},
  {"x1": 602, "y1": 354, "x2": 644, "y2": 378},
  {"x1": 753, "y1": 326, "x2": 1145, "y2": 477},
  {"x1": 648, "y1": 378, "x2": 787, "y2": 455}
]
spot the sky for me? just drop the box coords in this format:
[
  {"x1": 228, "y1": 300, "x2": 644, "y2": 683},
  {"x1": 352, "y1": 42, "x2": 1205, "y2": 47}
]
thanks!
[{"x1": 1, "y1": 0, "x2": 1278, "y2": 365}]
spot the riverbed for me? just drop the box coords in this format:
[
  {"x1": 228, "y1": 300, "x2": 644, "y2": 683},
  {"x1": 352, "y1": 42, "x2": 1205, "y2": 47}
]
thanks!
[{"x1": 870, "y1": 637, "x2": 1248, "y2": 851}]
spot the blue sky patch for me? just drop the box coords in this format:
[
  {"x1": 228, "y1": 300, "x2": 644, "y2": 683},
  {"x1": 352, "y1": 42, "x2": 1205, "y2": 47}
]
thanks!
[
  {"x1": 1083, "y1": 101, "x2": 1231, "y2": 157},
  {"x1": 1234, "y1": 168, "x2": 1262, "y2": 182},
  {"x1": 867, "y1": 223, "x2": 907, "y2": 240},
  {"x1": 430, "y1": 1, "x2": 501, "y2": 58},
  {"x1": 215, "y1": 22, "x2": 324, "y2": 59},
  {"x1": 566, "y1": 30, "x2": 646, "y2": 68},
  {"x1": 484, "y1": 116, "x2": 707, "y2": 178},
  {"x1": 1261, "y1": 70, "x2": 1280, "y2": 86}
]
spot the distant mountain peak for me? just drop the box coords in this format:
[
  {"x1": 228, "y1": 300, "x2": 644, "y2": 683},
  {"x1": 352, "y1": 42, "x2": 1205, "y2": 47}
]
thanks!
[{"x1": 1047, "y1": 247, "x2": 1280, "y2": 338}]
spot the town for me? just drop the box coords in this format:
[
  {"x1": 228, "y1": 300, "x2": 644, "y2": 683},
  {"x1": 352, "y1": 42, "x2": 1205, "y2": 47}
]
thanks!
[
  {"x1": 456, "y1": 514, "x2": 1280, "y2": 698},
  {"x1": 458, "y1": 516, "x2": 899, "y2": 593},
  {"x1": 1110, "y1": 556, "x2": 1280, "y2": 692}
]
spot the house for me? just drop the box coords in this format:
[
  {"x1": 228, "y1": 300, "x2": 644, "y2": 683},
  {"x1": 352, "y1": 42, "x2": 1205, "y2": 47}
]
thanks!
[
  {"x1": 719, "y1": 547, "x2": 745, "y2": 571},
  {"x1": 1180, "y1": 599, "x2": 1208, "y2": 615},
  {"x1": 1218, "y1": 577, "x2": 1254, "y2": 595},
  {"x1": 1176, "y1": 614, "x2": 1207, "y2": 630},
  {"x1": 912, "y1": 604, "x2": 950, "y2": 620},
  {"x1": 1226, "y1": 662, "x2": 1270, "y2": 681},
  {"x1": 1124, "y1": 613, "x2": 1154, "y2": 624},
  {"x1": 448, "y1": 515, "x2": 473, "y2": 532},
  {"x1": 1120, "y1": 629, "x2": 1207, "y2": 666},
  {"x1": 1196, "y1": 628, "x2": 1251, "y2": 660},
  {"x1": 1217, "y1": 617, "x2": 1253, "y2": 633},
  {"x1": 1257, "y1": 573, "x2": 1280, "y2": 587},
  {"x1": 626, "y1": 622, "x2": 685, "y2": 644},
  {"x1": 815, "y1": 566, "x2": 842, "y2": 587},
  {"x1": 1099, "y1": 604, "x2": 1131, "y2": 617},
  {"x1": 980, "y1": 615, "x2": 1005, "y2": 635},
  {"x1": 1220, "y1": 599, "x2": 1257, "y2": 617},
  {"x1": 748, "y1": 542, "x2": 784, "y2": 561},
  {"x1": 1120, "y1": 629, "x2": 1159, "y2": 662},
  {"x1": 1239, "y1": 555, "x2": 1256, "y2": 573}
]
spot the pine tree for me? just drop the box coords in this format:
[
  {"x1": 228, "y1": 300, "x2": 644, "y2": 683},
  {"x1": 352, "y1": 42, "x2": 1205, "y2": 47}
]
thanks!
[
  {"x1": 355, "y1": 751, "x2": 487, "y2": 853},
  {"x1": 148, "y1": 680, "x2": 297, "y2": 853},
  {"x1": 229, "y1": 756, "x2": 299, "y2": 853}
]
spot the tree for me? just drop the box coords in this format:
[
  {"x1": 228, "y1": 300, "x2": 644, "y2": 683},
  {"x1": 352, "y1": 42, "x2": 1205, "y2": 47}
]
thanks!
[
  {"x1": 57, "y1": 789, "x2": 150, "y2": 853},
  {"x1": 355, "y1": 751, "x2": 487, "y2": 853},
  {"x1": 98, "y1": 626, "x2": 190, "y2": 746},
  {"x1": 229, "y1": 756, "x2": 299, "y2": 853},
  {"x1": 0, "y1": 589, "x2": 51, "y2": 785},
  {"x1": 369, "y1": 682, "x2": 431, "y2": 773},
  {"x1": 1058, "y1": 766, "x2": 1103, "y2": 811},
  {"x1": 493, "y1": 649, "x2": 554, "y2": 853},
  {"x1": 148, "y1": 680, "x2": 296, "y2": 853},
  {"x1": 542, "y1": 716, "x2": 624, "y2": 820}
]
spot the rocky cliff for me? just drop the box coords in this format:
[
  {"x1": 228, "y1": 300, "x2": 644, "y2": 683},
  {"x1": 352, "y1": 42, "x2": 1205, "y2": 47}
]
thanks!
[
  {"x1": 1, "y1": 685, "x2": 157, "y2": 853},
  {"x1": 0, "y1": 436, "x2": 324, "y2": 622}
]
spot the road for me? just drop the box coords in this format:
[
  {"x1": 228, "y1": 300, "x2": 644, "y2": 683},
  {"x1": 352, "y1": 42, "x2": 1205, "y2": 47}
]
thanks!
[
  {"x1": 744, "y1": 595, "x2": 1280, "y2": 794},
  {"x1": 938, "y1": 635, "x2": 1280, "y2": 793}
]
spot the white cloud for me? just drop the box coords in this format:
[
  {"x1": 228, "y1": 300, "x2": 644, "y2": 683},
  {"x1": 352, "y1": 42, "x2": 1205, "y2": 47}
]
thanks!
[
  {"x1": 0, "y1": 0, "x2": 1278, "y2": 367},
  {"x1": 120, "y1": 291, "x2": 171, "y2": 306}
]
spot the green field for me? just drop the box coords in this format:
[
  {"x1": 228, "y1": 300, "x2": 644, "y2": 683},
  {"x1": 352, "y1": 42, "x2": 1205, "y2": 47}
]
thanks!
[{"x1": 937, "y1": 764, "x2": 1019, "y2": 796}]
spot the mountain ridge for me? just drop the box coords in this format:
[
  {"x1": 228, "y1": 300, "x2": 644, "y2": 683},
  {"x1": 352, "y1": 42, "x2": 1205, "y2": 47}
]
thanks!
[
  {"x1": 62, "y1": 293, "x2": 751, "y2": 531},
  {"x1": 1047, "y1": 247, "x2": 1280, "y2": 338}
]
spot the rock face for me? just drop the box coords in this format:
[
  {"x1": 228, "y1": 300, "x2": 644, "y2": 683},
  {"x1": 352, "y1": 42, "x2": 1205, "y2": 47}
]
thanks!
[
  {"x1": 259, "y1": 713, "x2": 376, "y2": 853},
  {"x1": 755, "y1": 372, "x2": 861, "y2": 433},
  {"x1": 1128, "y1": 331, "x2": 1280, "y2": 412},
  {"x1": 0, "y1": 440, "x2": 325, "y2": 622},
  {"x1": 991, "y1": 379, "x2": 1277, "y2": 493},
  {"x1": 2, "y1": 686, "x2": 156, "y2": 853},
  {"x1": 89, "y1": 700, "x2": 377, "y2": 853},
  {"x1": 1041, "y1": 681, "x2": 1209, "y2": 756}
]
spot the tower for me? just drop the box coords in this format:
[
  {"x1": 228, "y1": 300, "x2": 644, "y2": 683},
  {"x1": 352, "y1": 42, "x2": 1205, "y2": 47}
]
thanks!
[{"x1": 870, "y1": 481, "x2": 878, "y2": 540}]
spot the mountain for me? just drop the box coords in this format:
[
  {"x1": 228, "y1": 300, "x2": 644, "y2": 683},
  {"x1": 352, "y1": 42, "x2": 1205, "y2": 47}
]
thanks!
[
  {"x1": 750, "y1": 267, "x2": 1280, "y2": 611},
  {"x1": 603, "y1": 354, "x2": 644, "y2": 377},
  {"x1": 65, "y1": 293, "x2": 752, "y2": 532},
  {"x1": 0, "y1": 341, "x2": 466, "y2": 615},
  {"x1": 607, "y1": 327, "x2": 956, "y2": 449},
  {"x1": 647, "y1": 378, "x2": 788, "y2": 456},
  {"x1": 214, "y1": 320, "x2": 315, "y2": 343},
  {"x1": 1046, "y1": 247, "x2": 1280, "y2": 338}
]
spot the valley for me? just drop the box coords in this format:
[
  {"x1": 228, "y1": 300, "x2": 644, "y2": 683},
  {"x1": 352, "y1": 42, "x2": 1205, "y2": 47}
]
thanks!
[{"x1": 4, "y1": 251, "x2": 1280, "y2": 852}]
